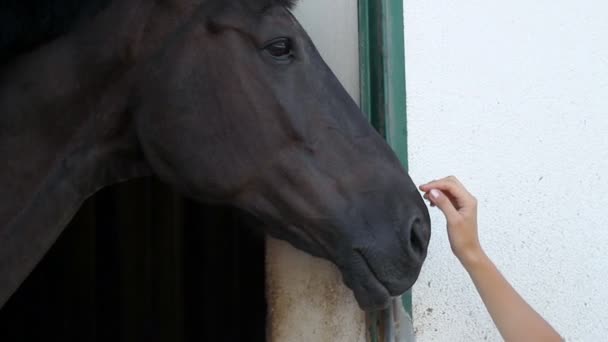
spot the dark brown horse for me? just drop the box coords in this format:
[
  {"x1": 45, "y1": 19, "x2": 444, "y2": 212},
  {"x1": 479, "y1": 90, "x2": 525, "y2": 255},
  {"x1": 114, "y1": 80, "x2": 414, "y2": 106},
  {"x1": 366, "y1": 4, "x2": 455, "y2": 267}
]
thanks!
[{"x1": 0, "y1": 0, "x2": 430, "y2": 311}]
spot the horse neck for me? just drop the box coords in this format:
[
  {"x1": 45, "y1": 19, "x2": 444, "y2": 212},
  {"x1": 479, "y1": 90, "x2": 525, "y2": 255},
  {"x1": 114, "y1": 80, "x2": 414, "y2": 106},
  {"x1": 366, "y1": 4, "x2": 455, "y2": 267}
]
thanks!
[
  {"x1": 0, "y1": 0, "x2": 167, "y2": 223},
  {"x1": 0, "y1": 0, "x2": 209, "y2": 308},
  {"x1": 0, "y1": 0, "x2": 200, "y2": 180},
  {"x1": 0, "y1": 0, "x2": 198, "y2": 142}
]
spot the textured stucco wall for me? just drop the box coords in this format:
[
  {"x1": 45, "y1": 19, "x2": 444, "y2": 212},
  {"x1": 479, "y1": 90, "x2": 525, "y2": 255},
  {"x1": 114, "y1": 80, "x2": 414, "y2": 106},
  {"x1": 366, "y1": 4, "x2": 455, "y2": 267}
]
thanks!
[
  {"x1": 405, "y1": 1, "x2": 608, "y2": 341},
  {"x1": 266, "y1": 1, "x2": 365, "y2": 341}
]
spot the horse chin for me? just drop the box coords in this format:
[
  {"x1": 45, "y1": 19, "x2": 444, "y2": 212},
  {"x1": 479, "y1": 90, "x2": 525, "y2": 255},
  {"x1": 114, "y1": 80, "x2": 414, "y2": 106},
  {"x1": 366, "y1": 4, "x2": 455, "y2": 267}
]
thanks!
[
  {"x1": 268, "y1": 224, "x2": 410, "y2": 311},
  {"x1": 339, "y1": 255, "x2": 392, "y2": 311}
]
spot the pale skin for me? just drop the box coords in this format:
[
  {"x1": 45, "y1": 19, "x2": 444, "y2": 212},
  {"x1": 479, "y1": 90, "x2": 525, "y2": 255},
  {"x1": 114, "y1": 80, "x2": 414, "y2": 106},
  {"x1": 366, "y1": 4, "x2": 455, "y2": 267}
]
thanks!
[{"x1": 419, "y1": 176, "x2": 562, "y2": 342}]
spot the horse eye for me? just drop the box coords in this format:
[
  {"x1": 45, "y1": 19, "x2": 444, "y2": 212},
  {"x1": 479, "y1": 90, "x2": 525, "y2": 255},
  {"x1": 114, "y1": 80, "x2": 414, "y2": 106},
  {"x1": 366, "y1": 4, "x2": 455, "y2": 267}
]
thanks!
[{"x1": 263, "y1": 38, "x2": 293, "y2": 61}]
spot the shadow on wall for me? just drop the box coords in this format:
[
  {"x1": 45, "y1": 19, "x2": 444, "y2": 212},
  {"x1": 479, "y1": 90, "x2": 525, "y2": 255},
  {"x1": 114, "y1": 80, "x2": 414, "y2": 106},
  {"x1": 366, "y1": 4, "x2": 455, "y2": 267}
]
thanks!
[{"x1": 0, "y1": 178, "x2": 267, "y2": 342}]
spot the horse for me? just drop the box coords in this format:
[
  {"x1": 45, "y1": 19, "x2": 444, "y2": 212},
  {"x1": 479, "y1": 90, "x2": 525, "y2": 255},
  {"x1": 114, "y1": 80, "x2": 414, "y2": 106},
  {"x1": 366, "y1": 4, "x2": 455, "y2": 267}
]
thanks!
[{"x1": 0, "y1": 0, "x2": 431, "y2": 312}]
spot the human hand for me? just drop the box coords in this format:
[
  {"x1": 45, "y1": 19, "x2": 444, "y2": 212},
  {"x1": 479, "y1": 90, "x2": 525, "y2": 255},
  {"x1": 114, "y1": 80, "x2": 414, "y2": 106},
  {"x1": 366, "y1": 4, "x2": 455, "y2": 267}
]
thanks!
[
  {"x1": 420, "y1": 177, "x2": 562, "y2": 341},
  {"x1": 419, "y1": 176, "x2": 484, "y2": 267}
]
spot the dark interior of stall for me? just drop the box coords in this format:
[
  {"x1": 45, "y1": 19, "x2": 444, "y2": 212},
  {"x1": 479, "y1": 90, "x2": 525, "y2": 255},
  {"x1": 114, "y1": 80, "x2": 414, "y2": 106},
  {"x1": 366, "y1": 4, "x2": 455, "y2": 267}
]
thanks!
[{"x1": 0, "y1": 178, "x2": 267, "y2": 342}]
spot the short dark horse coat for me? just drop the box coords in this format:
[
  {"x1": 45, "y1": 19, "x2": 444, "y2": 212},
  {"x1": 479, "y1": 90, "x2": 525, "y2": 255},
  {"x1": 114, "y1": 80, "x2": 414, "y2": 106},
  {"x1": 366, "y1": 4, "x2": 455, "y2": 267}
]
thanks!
[{"x1": 0, "y1": 0, "x2": 430, "y2": 311}]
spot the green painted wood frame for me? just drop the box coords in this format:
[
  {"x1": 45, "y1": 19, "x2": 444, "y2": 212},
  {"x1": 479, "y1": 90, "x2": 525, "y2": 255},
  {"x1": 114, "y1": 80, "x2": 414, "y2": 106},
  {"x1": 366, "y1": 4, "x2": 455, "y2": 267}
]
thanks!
[
  {"x1": 359, "y1": 1, "x2": 408, "y2": 168},
  {"x1": 359, "y1": 0, "x2": 411, "y2": 339}
]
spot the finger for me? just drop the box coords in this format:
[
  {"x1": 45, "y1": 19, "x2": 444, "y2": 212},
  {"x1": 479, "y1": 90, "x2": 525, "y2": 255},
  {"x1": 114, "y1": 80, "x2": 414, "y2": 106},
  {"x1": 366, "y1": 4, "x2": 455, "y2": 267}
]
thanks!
[
  {"x1": 420, "y1": 176, "x2": 463, "y2": 191},
  {"x1": 445, "y1": 175, "x2": 464, "y2": 187},
  {"x1": 420, "y1": 179, "x2": 472, "y2": 206},
  {"x1": 420, "y1": 176, "x2": 463, "y2": 190},
  {"x1": 423, "y1": 193, "x2": 436, "y2": 207},
  {"x1": 424, "y1": 187, "x2": 456, "y2": 202},
  {"x1": 428, "y1": 189, "x2": 459, "y2": 219},
  {"x1": 419, "y1": 179, "x2": 437, "y2": 191}
]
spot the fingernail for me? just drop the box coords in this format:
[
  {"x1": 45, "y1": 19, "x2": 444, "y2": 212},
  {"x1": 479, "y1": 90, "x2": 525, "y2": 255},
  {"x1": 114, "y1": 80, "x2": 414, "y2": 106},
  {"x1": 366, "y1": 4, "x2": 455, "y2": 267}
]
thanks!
[{"x1": 430, "y1": 189, "x2": 441, "y2": 200}]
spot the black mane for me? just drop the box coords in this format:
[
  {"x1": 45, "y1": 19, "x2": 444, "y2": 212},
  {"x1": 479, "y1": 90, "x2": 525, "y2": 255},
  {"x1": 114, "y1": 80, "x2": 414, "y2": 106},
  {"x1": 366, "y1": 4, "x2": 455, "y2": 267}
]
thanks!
[
  {"x1": 0, "y1": 0, "x2": 297, "y2": 64},
  {"x1": 0, "y1": 0, "x2": 110, "y2": 63},
  {"x1": 261, "y1": 0, "x2": 298, "y2": 10}
]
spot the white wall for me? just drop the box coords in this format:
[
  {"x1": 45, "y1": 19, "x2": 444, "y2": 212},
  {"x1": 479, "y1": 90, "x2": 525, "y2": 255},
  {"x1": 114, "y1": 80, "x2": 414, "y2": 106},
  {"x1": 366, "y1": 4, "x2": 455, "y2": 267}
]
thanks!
[
  {"x1": 266, "y1": 1, "x2": 364, "y2": 341},
  {"x1": 293, "y1": 2, "x2": 360, "y2": 101},
  {"x1": 405, "y1": 1, "x2": 608, "y2": 341}
]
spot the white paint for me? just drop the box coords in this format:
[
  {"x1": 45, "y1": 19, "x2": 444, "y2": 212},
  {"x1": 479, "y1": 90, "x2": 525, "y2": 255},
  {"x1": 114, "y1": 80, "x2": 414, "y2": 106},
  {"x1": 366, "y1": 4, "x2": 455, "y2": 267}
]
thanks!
[
  {"x1": 405, "y1": 1, "x2": 608, "y2": 341},
  {"x1": 266, "y1": 1, "x2": 364, "y2": 341},
  {"x1": 292, "y1": 1, "x2": 360, "y2": 101}
]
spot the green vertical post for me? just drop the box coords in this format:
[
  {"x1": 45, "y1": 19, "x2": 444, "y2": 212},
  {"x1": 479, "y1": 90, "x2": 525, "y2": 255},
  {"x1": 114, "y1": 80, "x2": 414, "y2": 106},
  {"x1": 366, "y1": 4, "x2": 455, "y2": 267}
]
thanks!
[
  {"x1": 359, "y1": 0, "x2": 411, "y2": 324},
  {"x1": 382, "y1": 0, "x2": 408, "y2": 168}
]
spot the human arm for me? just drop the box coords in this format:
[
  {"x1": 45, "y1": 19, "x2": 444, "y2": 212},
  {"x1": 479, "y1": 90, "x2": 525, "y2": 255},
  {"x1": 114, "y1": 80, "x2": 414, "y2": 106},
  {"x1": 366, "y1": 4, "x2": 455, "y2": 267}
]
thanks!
[{"x1": 420, "y1": 176, "x2": 562, "y2": 342}]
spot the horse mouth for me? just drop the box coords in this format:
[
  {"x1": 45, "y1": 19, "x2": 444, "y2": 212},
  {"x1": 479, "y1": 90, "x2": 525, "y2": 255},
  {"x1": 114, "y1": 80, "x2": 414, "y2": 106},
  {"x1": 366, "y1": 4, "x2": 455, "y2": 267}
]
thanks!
[{"x1": 344, "y1": 250, "x2": 393, "y2": 311}]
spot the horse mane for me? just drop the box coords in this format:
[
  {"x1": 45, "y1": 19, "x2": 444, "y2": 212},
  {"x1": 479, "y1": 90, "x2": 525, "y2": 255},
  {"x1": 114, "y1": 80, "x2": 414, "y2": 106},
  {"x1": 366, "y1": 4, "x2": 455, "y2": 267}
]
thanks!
[
  {"x1": 0, "y1": 0, "x2": 111, "y2": 63},
  {"x1": 0, "y1": 0, "x2": 298, "y2": 64},
  {"x1": 262, "y1": 0, "x2": 298, "y2": 10}
]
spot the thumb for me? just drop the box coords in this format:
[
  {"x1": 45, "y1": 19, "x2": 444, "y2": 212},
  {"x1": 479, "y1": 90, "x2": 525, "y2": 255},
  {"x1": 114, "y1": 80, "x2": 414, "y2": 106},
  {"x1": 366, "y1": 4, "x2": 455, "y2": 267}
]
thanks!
[{"x1": 428, "y1": 189, "x2": 459, "y2": 219}]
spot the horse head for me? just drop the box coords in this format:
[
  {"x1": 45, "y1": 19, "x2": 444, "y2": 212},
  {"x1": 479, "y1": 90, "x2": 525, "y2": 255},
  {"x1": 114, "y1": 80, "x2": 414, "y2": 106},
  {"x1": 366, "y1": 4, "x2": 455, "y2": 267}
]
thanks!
[
  {"x1": 0, "y1": 0, "x2": 430, "y2": 311},
  {"x1": 134, "y1": 0, "x2": 430, "y2": 310}
]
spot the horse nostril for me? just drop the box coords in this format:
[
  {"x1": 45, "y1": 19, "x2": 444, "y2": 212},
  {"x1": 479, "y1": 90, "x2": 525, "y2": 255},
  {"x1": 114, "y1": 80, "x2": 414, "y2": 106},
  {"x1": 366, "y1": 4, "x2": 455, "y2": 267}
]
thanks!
[{"x1": 408, "y1": 217, "x2": 425, "y2": 257}]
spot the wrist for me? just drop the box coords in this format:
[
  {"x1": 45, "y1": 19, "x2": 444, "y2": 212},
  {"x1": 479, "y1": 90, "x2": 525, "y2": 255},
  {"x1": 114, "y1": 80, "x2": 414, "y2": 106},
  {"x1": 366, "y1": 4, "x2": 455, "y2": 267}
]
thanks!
[{"x1": 457, "y1": 246, "x2": 489, "y2": 271}]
